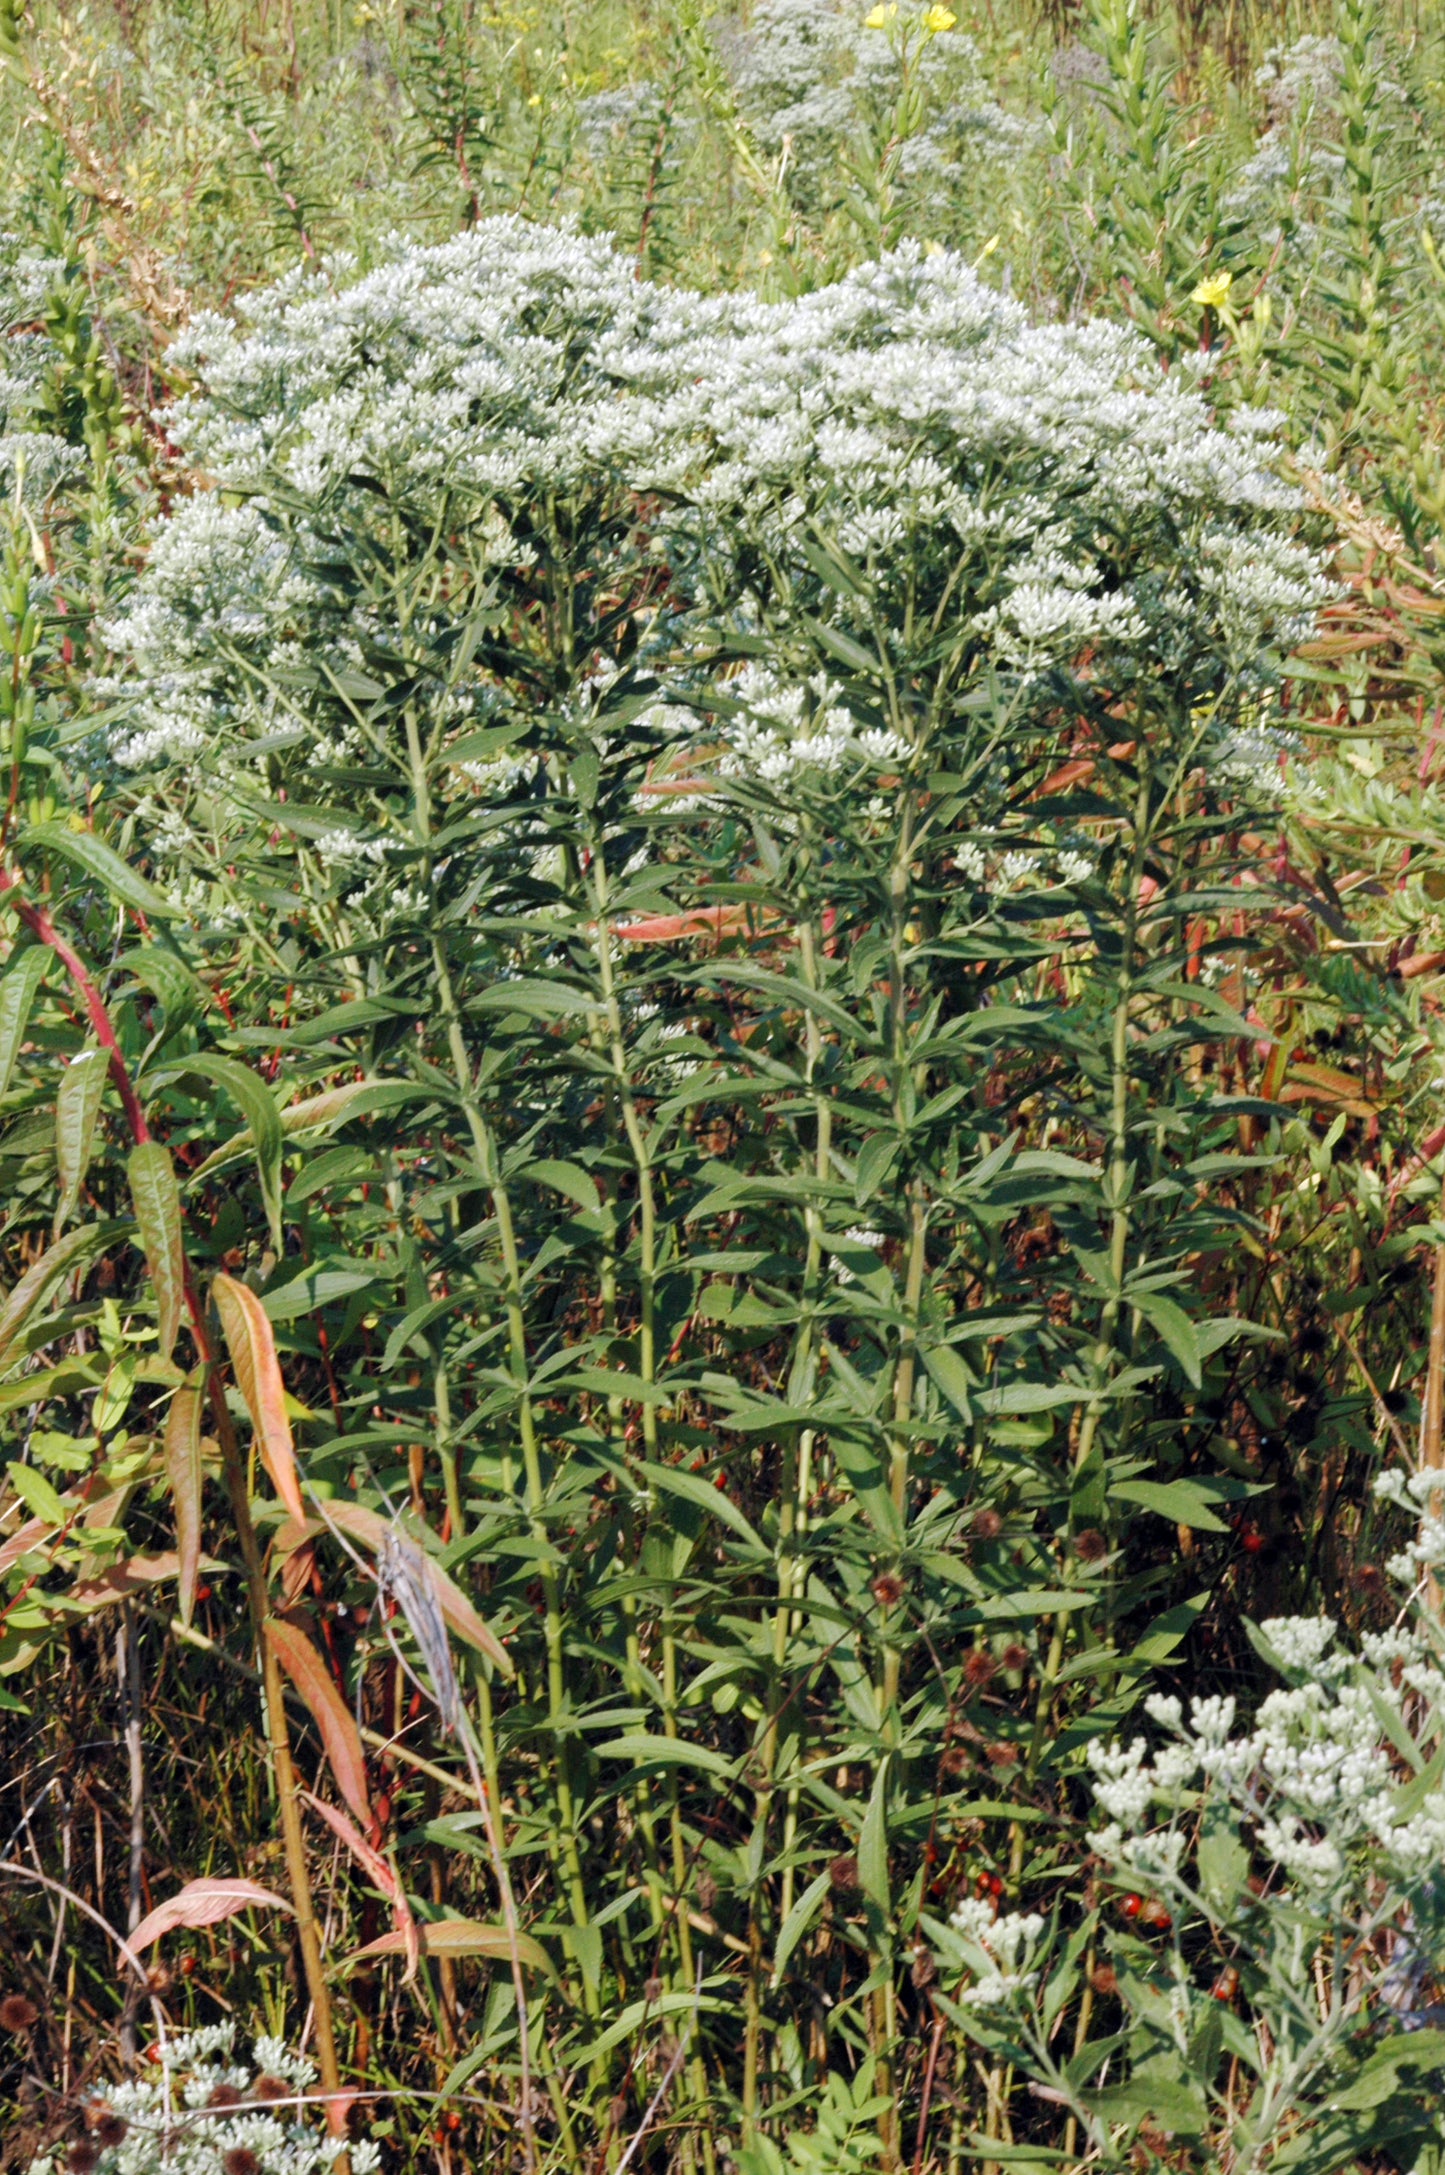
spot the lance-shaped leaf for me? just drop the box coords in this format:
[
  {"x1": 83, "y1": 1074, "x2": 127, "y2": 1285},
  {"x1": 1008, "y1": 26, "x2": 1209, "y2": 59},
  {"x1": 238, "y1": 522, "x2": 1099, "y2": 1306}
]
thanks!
[
  {"x1": 130, "y1": 1876, "x2": 291, "y2": 1951},
  {"x1": 322, "y1": 1500, "x2": 512, "y2": 1676},
  {"x1": 213, "y1": 1273, "x2": 305, "y2": 1522},
  {"x1": 153, "y1": 1055, "x2": 285, "y2": 1252},
  {"x1": 129, "y1": 1143, "x2": 187, "y2": 1359},
  {"x1": 0, "y1": 1220, "x2": 129, "y2": 1371},
  {"x1": 54, "y1": 1048, "x2": 109, "y2": 1235},
  {"x1": 266, "y1": 1618, "x2": 369, "y2": 1823},
  {"x1": 301, "y1": 1792, "x2": 419, "y2": 1982},
  {"x1": 345, "y1": 1919, "x2": 550, "y2": 1971},
  {"x1": 0, "y1": 944, "x2": 49, "y2": 1100},
  {"x1": 184, "y1": 1077, "x2": 408, "y2": 1190},
  {"x1": 164, "y1": 1374, "x2": 205, "y2": 1626},
  {"x1": 26, "y1": 821, "x2": 180, "y2": 919}
]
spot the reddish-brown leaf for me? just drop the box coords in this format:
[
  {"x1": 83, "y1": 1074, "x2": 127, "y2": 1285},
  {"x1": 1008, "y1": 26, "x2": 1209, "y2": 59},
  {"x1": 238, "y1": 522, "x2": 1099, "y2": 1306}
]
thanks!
[
  {"x1": 130, "y1": 1877, "x2": 291, "y2": 1951},
  {"x1": 164, "y1": 1376, "x2": 204, "y2": 1627},
  {"x1": 266, "y1": 1618, "x2": 370, "y2": 1824},
  {"x1": 213, "y1": 1273, "x2": 305, "y2": 1521}
]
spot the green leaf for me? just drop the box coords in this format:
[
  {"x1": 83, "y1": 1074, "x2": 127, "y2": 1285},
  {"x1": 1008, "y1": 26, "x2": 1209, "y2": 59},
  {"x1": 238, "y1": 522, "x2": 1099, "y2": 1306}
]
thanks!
[
  {"x1": 771, "y1": 1869, "x2": 832, "y2": 1985},
  {"x1": 921, "y1": 1343, "x2": 976, "y2": 1422},
  {"x1": 1129, "y1": 1290, "x2": 1202, "y2": 1387},
  {"x1": 1112, "y1": 1478, "x2": 1230, "y2": 1532},
  {"x1": 592, "y1": 1735, "x2": 733, "y2": 1777},
  {"x1": 54, "y1": 1048, "x2": 108, "y2": 1233},
  {"x1": 854, "y1": 1131, "x2": 899, "y2": 1206},
  {"x1": 128, "y1": 1143, "x2": 188, "y2": 1360},
  {"x1": 1197, "y1": 1798, "x2": 1248, "y2": 1913},
  {"x1": 0, "y1": 1221, "x2": 128, "y2": 1369},
  {"x1": 27, "y1": 822, "x2": 180, "y2": 918},
  {"x1": 6, "y1": 1460, "x2": 68, "y2": 1526},
  {"x1": 639, "y1": 1459, "x2": 767, "y2": 1552},
  {"x1": 0, "y1": 944, "x2": 49, "y2": 1100},
  {"x1": 858, "y1": 1760, "x2": 890, "y2": 1913},
  {"x1": 154, "y1": 1055, "x2": 285, "y2": 1252}
]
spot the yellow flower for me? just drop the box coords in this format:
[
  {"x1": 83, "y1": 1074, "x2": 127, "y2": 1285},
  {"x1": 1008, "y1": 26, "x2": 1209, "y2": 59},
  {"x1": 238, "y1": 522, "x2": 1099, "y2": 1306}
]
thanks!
[
  {"x1": 865, "y1": 4, "x2": 898, "y2": 24},
  {"x1": 1191, "y1": 271, "x2": 1233, "y2": 310},
  {"x1": 528, "y1": 91, "x2": 542, "y2": 105},
  {"x1": 923, "y1": 5, "x2": 956, "y2": 28}
]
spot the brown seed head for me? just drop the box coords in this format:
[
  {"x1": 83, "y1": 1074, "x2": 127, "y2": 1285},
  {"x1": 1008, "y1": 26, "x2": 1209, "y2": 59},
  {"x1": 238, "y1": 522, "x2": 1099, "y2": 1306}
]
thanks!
[
  {"x1": 939, "y1": 1745, "x2": 971, "y2": 1779},
  {"x1": 252, "y1": 2077, "x2": 289, "y2": 2105},
  {"x1": 66, "y1": 2146, "x2": 100, "y2": 2175},
  {"x1": 0, "y1": 1994, "x2": 38, "y2": 2033},
  {"x1": 985, "y1": 1741, "x2": 1021, "y2": 1766},
  {"x1": 694, "y1": 1871, "x2": 717, "y2": 1913},
  {"x1": 643, "y1": 1976, "x2": 664, "y2": 2003},
  {"x1": 1356, "y1": 1563, "x2": 1382, "y2": 1591},
  {"x1": 963, "y1": 1648, "x2": 997, "y2": 1688},
  {"x1": 1001, "y1": 1643, "x2": 1030, "y2": 1673},
  {"x1": 910, "y1": 1948, "x2": 938, "y2": 1990},
  {"x1": 1089, "y1": 1964, "x2": 1119, "y2": 1997},
  {"x1": 971, "y1": 1508, "x2": 1003, "y2": 1541},
  {"x1": 1073, "y1": 1528, "x2": 1108, "y2": 1563},
  {"x1": 829, "y1": 1854, "x2": 860, "y2": 1894},
  {"x1": 223, "y1": 2152, "x2": 261, "y2": 2175},
  {"x1": 206, "y1": 2085, "x2": 244, "y2": 2110},
  {"x1": 92, "y1": 2114, "x2": 129, "y2": 2148},
  {"x1": 871, "y1": 1571, "x2": 905, "y2": 1608}
]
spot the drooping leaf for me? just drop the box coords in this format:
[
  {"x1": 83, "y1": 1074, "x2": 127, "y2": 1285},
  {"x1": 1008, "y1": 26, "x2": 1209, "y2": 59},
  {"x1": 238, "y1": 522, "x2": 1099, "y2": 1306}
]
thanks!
[
  {"x1": 266, "y1": 1619, "x2": 370, "y2": 1823},
  {"x1": 130, "y1": 1876, "x2": 292, "y2": 1951},
  {"x1": 164, "y1": 1375, "x2": 205, "y2": 1628},
  {"x1": 344, "y1": 1919, "x2": 550, "y2": 1971},
  {"x1": 154, "y1": 1055, "x2": 285, "y2": 1252},
  {"x1": 213, "y1": 1273, "x2": 305, "y2": 1522},
  {"x1": 26, "y1": 821, "x2": 180, "y2": 919},
  {"x1": 128, "y1": 1142, "x2": 187, "y2": 1359},
  {"x1": 320, "y1": 1501, "x2": 512, "y2": 1676}
]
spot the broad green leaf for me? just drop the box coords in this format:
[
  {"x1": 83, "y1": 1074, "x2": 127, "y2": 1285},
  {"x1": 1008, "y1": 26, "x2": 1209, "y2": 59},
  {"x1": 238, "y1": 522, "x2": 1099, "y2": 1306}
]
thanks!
[
  {"x1": 54, "y1": 1047, "x2": 108, "y2": 1233},
  {"x1": 0, "y1": 944, "x2": 49, "y2": 1100},
  {"x1": 1113, "y1": 1478, "x2": 1230, "y2": 1533},
  {"x1": 640, "y1": 1459, "x2": 767, "y2": 1552},
  {"x1": 854, "y1": 1131, "x2": 899, "y2": 1205},
  {"x1": 6, "y1": 1460, "x2": 68, "y2": 1526},
  {"x1": 128, "y1": 1142, "x2": 188, "y2": 1360},
  {"x1": 1129, "y1": 1290, "x2": 1203, "y2": 1387},
  {"x1": 593, "y1": 1735, "x2": 733, "y2": 1777}
]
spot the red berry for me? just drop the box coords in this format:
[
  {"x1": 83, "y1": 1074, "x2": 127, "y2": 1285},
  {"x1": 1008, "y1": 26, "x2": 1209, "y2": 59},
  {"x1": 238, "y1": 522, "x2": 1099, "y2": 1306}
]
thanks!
[
  {"x1": 195, "y1": 1586, "x2": 212, "y2": 1602},
  {"x1": 1211, "y1": 1966, "x2": 1239, "y2": 2001},
  {"x1": 1140, "y1": 1899, "x2": 1172, "y2": 1930},
  {"x1": 1118, "y1": 1893, "x2": 1143, "y2": 1919},
  {"x1": 1240, "y1": 1526, "x2": 1266, "y2": 1556}
]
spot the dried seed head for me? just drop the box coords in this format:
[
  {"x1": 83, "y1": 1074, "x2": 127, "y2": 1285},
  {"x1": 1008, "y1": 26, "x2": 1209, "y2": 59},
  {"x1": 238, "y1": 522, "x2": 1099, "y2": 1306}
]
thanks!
[
  {"x1": 1089, "y1": 1964, "x2": 1119, "y2": 1997},
  {"x1": 985, "y1": 1741, "x2": 1020, "y2": 1766},
  {"x1": 910, "y1": 1947, "x2": 938, "y2": 1990},
  {"x1": 92, "y1": 2114, "x2": 129, "y2": 2148},
  {"x1": 963, "y1": 1648, "x2": 997, "y2": 1688},
  {"x1": 223, "y1": 2152, "x2": 261, "y2": 2175},
  {"x1": 252, "y1": 2076, "x2": 289, "y2": 2104},
  {"x1": 66, "y1": 2145, "x2": 100, "y2": 2175},
  {"x1": 206, "y1": 2085, "x2": 244, "y2": 2110},
  {"x1": 939, "y1": 1745, "x2": 971, "y2": 1779},
  {"x1": 643, "y1": 1976, "x2": 664, "y2": 2003},
  {"x1": 828, "y1": 1854, "x2": 860, "y2": 1894},
  {"x1": 1073, "y1": 1528, "x2": 1108, "y2": 1563},
  {"x1": 0, "y1": 1994, "x2": 38, "y2": 2033},
  {"x1": 694, "y1": 1871, "x2": 717, "y2": 1913},
  {"x1": 871, "y1": 1571, "x2": 905, "y2": 1607},
  {"x1": 971, "y1": 1508, "x2": 1003, "y2": 1541},
  {"x1": 1001, "y1": 1643, "x2": 1030, "y2": 1673}
]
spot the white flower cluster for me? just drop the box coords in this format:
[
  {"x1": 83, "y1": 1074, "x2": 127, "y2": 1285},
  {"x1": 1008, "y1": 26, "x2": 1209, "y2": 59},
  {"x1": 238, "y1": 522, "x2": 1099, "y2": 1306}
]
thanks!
[
  {"x1": 0, "y1": 238, "x2": 81, "y2": 507},
  {"x1": 27, "y1": 2024, "x2": 379, "y2": 2175},
  {"x1": 1085, "y1": 1607, "x2": 1445, "y2": 1892},
  {"x1": 97, "y1": 220, "x2": 1324, "y2": 904},
  {"x1": 948, "y1": 1899, "x2": 1048, "y2": 2005}
]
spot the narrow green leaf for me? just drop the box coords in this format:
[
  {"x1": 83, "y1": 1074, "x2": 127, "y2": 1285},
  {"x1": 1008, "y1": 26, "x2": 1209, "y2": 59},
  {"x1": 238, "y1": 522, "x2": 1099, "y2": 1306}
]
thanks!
[
  {"x1": 154, "y1": 1055, "x2": 284, "y2": 1252},
  {"x1": 1130, "y1": 1290, "x2": 1203, "y2": 1388},
  {"x1": 27, "y1": 822, "x2": 179, "y2": 918},
  {"x1": 771, "y1": 1869, "x2": 831, "y2": 1985},
  {"x1": 858, "y1": 1761, "x2": 890, "y2": 1913},
  {"x1": 0, "y1": 945, "x2": 49, "y2": 1100},
  {"x1": 6, "y1": 1460, "x2": 68, "y2": 1526},
  {"x1": 54, "y1": 1048, "x2": 108, "y2": 1234},
  {"x1": 128, "y1": 1143, "x2": 188, "y2": 1360}
]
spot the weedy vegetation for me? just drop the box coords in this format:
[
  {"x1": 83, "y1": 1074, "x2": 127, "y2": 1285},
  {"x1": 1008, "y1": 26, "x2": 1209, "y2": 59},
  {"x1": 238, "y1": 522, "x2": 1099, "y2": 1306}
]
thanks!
[{"x1": 4, "y1": 0, "x2": 1445, "y2": 2166}]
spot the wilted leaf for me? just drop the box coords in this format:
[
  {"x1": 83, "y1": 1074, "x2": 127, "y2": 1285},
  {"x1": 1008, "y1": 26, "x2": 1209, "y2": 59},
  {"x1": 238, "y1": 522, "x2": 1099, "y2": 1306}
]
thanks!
[
  {"x1": 213, "y1": 1275, "x2": 305, "y2": 1522},
  {"x1": 130, "y1": 1876, "x2": 291, "y2": 1950},
  {"x1": 321, "y1": 1502, "x2": 512, "y2": 1677},
  {"x1": 345, "y1": 1919, "x2": 549, "y2": 1970},
  {"x1": 164, "y1": 1377, "x2": 205, "y2": 1627},
  {"x1": 266, "y1": 1618, "x2": 369, "y2": 1823}
]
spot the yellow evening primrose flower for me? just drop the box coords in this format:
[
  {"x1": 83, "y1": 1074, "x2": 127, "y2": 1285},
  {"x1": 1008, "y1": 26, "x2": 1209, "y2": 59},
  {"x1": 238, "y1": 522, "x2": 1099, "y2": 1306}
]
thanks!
[
  {"x1": 923, "y1": 5, "x2": 956, "y2": 28},
  {"x1": 1191, "y1": 271, "x2": 1232, "y2": 310},
  {"x1": 865, "y1": 4, "x2": 898, "y2": 24}
]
